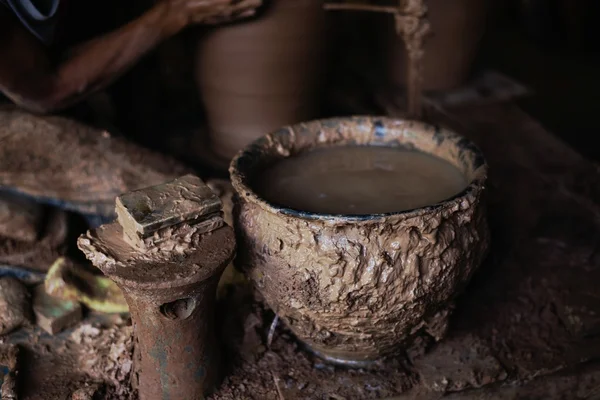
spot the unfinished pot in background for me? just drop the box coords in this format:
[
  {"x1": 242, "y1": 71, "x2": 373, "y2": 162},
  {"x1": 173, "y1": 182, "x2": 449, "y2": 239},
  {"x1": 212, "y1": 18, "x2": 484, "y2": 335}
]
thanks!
[
  {"x1": 387, "y1": 0, "x2": 488, "y2": 91},
  {"x1": 195, "y1": 0, "x2": 328, "y2": 161}
]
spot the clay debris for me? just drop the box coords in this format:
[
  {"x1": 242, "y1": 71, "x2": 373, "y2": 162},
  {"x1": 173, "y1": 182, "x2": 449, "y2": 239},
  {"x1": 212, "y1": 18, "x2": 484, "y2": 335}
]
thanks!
[
  {"x1": 0, "y1": 344, "x2": 20, "y2": 399},
  {"x1": 0, "y1": 208, "x2": 68, "y2": 272},
  {"x1": 69, "y1": 321, "x2": 135, "y2": 399},
  {"x1": 0, "y1": 193, "x2": 43, "y2": 243},
  {"x1": 32, "y1": 284, "x2": 82, "y2": 335},
  {"x1": 0, "y1": 277, "x2": 31, "y2": 336},
  {"x1": 116, "y1": 174, "x2": 222, "y2": 249},
  {"x1": 210, "y1": 288, "x2": 417, "y2": 400},
  {"x1": 413, "y1": 334, "x2": 507, "y2": 392}
]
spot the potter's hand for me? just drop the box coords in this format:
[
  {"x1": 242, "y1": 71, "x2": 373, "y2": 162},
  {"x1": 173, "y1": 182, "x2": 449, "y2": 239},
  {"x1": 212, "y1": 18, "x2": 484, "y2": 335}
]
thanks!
[{"x1": 168, "y1": 0, "x2": 262, "y2": 27}]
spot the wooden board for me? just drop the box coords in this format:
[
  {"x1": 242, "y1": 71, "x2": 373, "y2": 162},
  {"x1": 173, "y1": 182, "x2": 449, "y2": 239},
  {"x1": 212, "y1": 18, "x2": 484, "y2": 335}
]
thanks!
[{"x1": 0, "y1": 107, "x2": 191, "y2": 219}]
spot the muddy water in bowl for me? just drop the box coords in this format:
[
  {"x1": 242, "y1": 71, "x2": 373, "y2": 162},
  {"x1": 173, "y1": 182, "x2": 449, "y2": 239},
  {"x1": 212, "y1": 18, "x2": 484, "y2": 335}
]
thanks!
[
  {"x1": 231, "y1": 117, "x2": 489, "y2": 367},
  {"x1": 255, "y1": 146, "x2": 468, "y2": 215}
]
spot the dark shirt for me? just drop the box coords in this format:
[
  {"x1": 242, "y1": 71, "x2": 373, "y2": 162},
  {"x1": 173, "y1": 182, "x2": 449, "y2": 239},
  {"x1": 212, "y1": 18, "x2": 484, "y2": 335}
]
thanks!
[{"x1": 0, "y1": 0, "x2": 61, "y2": 44}]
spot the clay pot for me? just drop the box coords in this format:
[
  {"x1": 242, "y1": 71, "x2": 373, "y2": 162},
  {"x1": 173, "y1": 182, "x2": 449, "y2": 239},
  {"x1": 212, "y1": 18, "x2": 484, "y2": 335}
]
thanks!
[
  {"x1": 230, "y1": 117, "x2": 489, "y2": 366},
  {"x1": 388, "y1": 0, "x2": 488, "y2": 91},
  {"x1": 195, "y1": 0, "x2": 327, "y2": 161}
]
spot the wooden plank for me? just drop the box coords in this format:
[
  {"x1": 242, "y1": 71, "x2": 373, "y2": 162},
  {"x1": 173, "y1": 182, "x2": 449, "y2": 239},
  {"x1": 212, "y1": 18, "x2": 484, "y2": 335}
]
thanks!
[
  {"x1": 0, "y1": 107, "x2": 191, "y2": 219},
  {"x1": 427, "y1": 102, "x2": 600, "y2": 380}
]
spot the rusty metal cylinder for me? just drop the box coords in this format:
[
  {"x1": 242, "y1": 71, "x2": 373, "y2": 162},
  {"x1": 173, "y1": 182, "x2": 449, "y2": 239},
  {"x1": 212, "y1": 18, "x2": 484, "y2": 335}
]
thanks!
[
  {"x1": 122, "y1": 266, "x2": 227, "y2": 399},
  {"x1": 78, "y1": 175, "x2": 235, "y2": 400}
]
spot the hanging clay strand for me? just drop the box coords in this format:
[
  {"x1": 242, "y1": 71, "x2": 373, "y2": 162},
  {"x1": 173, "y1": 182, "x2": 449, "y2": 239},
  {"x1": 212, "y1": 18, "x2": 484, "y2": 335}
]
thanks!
[
  {"x1": 323, "y1": 0, "x2": 430, "y2": 118},
  {"x1": 383, "y1": 0, "x2": 488, "y2": 100},
  {"x1": 395, "y1": 0, "x2": 430, "y2": 118}
]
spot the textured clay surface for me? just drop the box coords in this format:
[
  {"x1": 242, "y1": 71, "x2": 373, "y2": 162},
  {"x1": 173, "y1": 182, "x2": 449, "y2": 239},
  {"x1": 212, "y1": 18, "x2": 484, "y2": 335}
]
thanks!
[
  {"x1": 116, "y1": 175, "x2": 221, "y2": 237},
  {"x1": 4, "y1": 314, "x2": 136, "y2": 400},
  {"x1": 0, "y1": 277, "x2": 31, "y2": 335},
  {"x1": 413, "y1": 334, "x2": 507, "y2": 392},
  {"x1": 0, "y1": 208, "x2": 68, "y2": 272},
  {"x1": 3, "y1": 44, "x2": 600, "y2": 397},
  {"x1": 0, "y1": 192, "x2": 43, "y2": 242},
  {"x1": 209, "y1": 286, "x2": 417, "y2": 400},
  {"x1": 4, "y1": 103, "x2": 600, "y2": 399},
  {"x1": 0, "y1": 106, "x2": 190, "y2": 218},
  {"x1": 231, "y1": 117, "x2": 489, "y2": 363},
  {"x1": 78, "y1": 222, "x2": 234, "y2": 289}
]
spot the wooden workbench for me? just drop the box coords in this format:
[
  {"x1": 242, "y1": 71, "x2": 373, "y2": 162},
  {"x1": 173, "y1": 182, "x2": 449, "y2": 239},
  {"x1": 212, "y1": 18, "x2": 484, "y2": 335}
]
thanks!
[{"x1": 2, "y1": 100, "x2": 599, "y2": 399}]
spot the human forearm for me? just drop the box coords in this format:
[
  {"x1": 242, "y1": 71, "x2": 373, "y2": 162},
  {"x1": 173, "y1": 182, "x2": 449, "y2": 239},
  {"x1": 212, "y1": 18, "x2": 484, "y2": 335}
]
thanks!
[
  {"x1": 0, "y1": 0, "x2": 260, "y2": 113},
  {"x1": 19, "y1": 2, "x2": 182, "y2": 113}
]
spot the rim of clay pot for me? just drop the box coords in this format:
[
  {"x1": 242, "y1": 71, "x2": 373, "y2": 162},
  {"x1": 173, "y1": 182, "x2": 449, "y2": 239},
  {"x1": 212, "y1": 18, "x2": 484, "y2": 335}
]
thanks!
[{"x1": 230, "y1": 116, "x2": 487, "y2": 223}]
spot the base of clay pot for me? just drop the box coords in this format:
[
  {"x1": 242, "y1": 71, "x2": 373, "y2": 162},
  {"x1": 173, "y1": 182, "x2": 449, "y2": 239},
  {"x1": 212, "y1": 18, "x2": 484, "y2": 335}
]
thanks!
[
  {"x1": 191, "y1": 132, "x2": 231, "y2": 172},
  {"x1": 302, "y1": 342, "x2": 385, "y2": 369},
  {"x1": 165, "y1": 127, "x2": 230, "y2": 173},
  {"x1": 206, "y1": 127, "x2": 264, "y2": 163}
]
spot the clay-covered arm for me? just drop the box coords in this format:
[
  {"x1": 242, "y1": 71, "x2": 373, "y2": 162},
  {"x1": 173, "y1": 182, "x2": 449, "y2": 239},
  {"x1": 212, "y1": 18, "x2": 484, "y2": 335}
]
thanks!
[{"x1": 0, "y1": 0, "x2": 260, "y2": 113}]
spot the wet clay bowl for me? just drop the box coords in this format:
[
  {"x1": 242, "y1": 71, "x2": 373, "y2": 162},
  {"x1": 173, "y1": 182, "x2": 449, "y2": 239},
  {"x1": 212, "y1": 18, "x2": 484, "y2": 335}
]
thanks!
[{"x1": 230, "y1": 117, "x2": 489, "y2": 366}]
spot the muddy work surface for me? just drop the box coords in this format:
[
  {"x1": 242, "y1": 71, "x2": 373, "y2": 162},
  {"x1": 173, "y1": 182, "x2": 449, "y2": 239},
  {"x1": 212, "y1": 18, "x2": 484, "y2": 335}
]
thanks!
[
  {"x1": 2, "y1": 314, "x2": 135, "y2": 400},
  {"x1": 3, "y1": 103, "x2": 600, "y2": 399}
]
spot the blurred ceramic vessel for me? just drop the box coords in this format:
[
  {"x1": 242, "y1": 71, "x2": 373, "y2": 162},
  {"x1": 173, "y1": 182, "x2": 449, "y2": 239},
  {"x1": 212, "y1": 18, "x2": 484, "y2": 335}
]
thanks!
[{"x1": 195, "y1": 0, "x2": 327, "y2": 161}]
